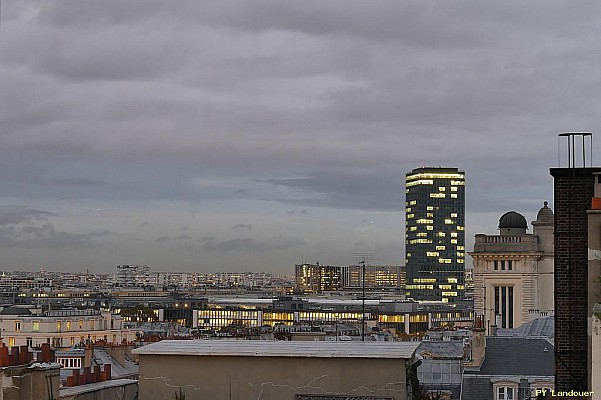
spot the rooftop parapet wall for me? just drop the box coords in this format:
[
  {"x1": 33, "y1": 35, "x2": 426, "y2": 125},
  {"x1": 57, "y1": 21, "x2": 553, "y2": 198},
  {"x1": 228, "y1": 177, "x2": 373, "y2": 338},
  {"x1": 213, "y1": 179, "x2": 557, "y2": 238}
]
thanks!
[
  {"x1": 60, "y1": 378, "x2": 138, "y2": 400},
  {"x1": 473, "y1": 234, "x2": 539, "y2": 253}
]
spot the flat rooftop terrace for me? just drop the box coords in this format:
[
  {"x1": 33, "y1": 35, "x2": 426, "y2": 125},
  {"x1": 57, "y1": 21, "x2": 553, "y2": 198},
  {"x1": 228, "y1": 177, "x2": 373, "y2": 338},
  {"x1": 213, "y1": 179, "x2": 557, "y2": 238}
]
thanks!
[{"x1": 133, "y1": 339, "x2": 419, "y2": 359}]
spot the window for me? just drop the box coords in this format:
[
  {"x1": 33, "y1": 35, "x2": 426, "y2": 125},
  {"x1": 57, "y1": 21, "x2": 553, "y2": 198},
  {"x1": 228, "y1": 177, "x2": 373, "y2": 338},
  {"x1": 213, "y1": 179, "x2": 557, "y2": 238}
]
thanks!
[
  {"x1": 56, "y1": 321, "x2": 62, "y2": 332},
  {"x1": 432, "y1": 363, "x2": 442, "y2": 381},
  {"x1": 508, "y1": 260, "x2": 513, "y2": 270},
  {"x1": 79, "y1": 320, "x2": 84, "y2": 330},
  {"x1": 66, "y1": 321, "x2": 71, "y2": 331},
  {"x1": 495, "y1": 286, "x2": 514, "y2": 329},
  {"x1": 497, "y1": 386, "x2": 514, "y2": 400},
  {"x1": 14, "y1": 321, "x2": 21, "y2": 332},
  {"x1": 32, "y1": 321, "x2": 40, "y2": 332},
  {"x1": 494, "y1": 261, "x2": 499, "y2": 270},
  {"x1": 8, "y1": 337, "x2": 15, "y2": 347},
  {"x1": 26, "y1": 338, "x2": 32, "y2": 347}
]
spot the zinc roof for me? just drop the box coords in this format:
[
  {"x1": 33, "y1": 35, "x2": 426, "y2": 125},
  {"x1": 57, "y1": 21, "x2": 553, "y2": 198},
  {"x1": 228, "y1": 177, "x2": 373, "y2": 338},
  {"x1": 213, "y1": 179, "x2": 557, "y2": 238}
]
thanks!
[{"x1": 133, "y1": 339, "x2": 418, "y2": 359}]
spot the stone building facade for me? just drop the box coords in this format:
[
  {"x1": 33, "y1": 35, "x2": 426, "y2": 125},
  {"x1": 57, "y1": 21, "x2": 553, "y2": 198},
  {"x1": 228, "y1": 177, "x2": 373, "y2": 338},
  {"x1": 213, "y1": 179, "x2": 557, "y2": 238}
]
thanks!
[{"x1": 470, "y1": 203, "x2": 554, "y2": 334}]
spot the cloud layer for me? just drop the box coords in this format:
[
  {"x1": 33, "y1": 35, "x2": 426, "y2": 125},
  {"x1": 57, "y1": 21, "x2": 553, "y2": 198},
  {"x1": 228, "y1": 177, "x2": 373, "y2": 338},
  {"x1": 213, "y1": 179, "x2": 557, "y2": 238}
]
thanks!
[{"x1": 0, "y1": 1, "x2": 597, "y2": 271}]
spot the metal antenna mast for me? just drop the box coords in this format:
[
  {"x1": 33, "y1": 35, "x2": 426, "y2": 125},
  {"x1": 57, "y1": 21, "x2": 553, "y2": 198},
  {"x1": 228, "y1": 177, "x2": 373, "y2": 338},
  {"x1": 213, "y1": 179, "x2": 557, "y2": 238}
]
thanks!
[{"x1": 354, "y1": 252, "x2": 373, "y2": 342}]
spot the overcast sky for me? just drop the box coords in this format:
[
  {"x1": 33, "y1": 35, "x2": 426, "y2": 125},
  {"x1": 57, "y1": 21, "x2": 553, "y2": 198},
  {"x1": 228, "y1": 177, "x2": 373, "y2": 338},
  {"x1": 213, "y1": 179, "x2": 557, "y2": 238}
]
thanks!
[{"x1": 0, "y1": 1, "x2": 599, "y2": 274}]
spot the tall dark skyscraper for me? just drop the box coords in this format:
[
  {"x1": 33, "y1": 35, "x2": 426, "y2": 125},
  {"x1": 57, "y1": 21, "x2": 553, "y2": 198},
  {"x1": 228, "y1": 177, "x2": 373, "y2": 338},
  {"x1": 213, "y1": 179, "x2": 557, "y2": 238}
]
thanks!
[{"x1": 405, "y1": 167, "x2": 465, "y2": 302}]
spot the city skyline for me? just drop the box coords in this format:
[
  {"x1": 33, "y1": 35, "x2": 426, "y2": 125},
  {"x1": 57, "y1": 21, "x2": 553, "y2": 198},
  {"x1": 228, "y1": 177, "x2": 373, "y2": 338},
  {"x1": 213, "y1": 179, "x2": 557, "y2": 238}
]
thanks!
[{"x1": 1, "y1": 1, "x2": 600, "y2": 273}]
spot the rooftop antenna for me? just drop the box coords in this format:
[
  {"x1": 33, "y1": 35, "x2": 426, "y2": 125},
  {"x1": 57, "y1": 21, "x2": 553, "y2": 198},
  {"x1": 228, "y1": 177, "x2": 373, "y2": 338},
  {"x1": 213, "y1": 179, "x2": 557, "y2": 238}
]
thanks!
[
  {"x1": 558, "y1": 133, "x2": 592, "y2": 168},
  {"x1": 354, "y1": 252, "x2": 373, "y2": 342}
]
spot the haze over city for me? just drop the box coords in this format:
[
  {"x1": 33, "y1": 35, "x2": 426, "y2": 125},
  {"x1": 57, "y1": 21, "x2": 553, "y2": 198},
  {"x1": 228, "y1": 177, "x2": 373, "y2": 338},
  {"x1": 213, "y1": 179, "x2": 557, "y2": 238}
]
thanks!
[{"x1": 1, "y1": 1, "x2": 600, "y2": 273}]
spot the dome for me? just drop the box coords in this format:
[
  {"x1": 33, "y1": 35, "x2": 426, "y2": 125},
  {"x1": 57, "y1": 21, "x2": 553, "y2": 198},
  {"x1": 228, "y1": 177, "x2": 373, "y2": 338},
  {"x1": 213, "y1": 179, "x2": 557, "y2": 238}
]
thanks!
[
  {"x1": 535, "y1": 201, "x2": 554, "y2": 224},
  {"x1": 499, "y1": 211, "x2": 528, "y2": 229}
]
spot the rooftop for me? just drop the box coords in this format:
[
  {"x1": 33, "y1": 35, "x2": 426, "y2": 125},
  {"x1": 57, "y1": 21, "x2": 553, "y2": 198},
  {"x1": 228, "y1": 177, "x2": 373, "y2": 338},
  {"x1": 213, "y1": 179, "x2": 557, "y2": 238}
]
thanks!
[
  {"x1": 467, "y1": 337, "x2": 554, "y2": 376},
  {"x1": 499, "y1": 211, "x2": 527, "y2": 229},
  {"x1": 416, "y1": 340, "x2": 464, "y2": 359},
  {"x1": 495, "y1": 316, "x2": 554, "y2": 340},
  {"x1": 60, "y1": 378, "x2": 138, "y2": 398},
  {"x1": 133, "y1": 339, "x2": 419, "y2": 359}
]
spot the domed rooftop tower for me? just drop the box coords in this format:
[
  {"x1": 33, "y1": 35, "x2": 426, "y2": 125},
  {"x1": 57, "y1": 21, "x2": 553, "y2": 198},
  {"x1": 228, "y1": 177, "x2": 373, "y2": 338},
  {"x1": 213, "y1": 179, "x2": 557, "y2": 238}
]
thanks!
[
  {"x1": 499, "y1": 211, "x2": 528, "y2": 235},
  {"x1": 534, "y1": 201, "x2": 554, "y2": 224}
]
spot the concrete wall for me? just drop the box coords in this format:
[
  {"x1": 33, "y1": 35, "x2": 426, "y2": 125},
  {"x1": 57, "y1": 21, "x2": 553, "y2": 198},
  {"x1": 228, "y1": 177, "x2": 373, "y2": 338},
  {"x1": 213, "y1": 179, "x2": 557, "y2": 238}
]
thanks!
[
  {"x1": 138, "y1": 354, "x2": 409, "y2": 400},
  {"x1": 1, "y1": 364, "x2": 60, "y2": 400}
]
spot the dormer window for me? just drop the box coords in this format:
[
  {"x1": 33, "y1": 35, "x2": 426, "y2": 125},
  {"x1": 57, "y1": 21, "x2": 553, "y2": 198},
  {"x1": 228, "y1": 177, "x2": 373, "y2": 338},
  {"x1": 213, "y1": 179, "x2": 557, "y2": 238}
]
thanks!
[{"x1": 497, "y1": 386, "x2": 514, "y2": 400}]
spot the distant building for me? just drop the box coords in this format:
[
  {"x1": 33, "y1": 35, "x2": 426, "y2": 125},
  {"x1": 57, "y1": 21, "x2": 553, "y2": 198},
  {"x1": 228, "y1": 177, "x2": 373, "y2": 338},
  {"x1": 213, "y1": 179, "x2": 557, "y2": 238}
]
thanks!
[
  {"x1": 470, "y1": 203, "x2": 554, "y2": 334},
  {"x1": 134, "y1": 340, "x2": 419, "y2": 400},
  {"x1": 344, "y1": 264, "x2": 402, "y2": 288},
  {"x1": 405, "y1": 167, "x2": 465, "y2": 302},
  {"x1": 155, "y1": 271, "x2": 192, "y2": 288},
  {"x1": 0, "y1": 307, "x2": 135, "y2": 348},
  {"x1": 294, "y1": 263, "x2": 343, "y2": 293},
  {"x1": 114, "y1": 265, "x2": 153, "y2": 288},
  {"x1": 0, "y1": 276, "x2": 53, "y2": 291}
]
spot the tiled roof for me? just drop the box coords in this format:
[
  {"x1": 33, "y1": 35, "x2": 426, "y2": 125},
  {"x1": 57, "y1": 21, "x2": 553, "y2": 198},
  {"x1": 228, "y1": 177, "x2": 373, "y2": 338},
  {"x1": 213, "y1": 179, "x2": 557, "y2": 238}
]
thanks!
[
  {"x1": 461, "y1": 375, "x2": 492, "y2": 400},
  {"x1": 477, "y1": 337, "x2": 554, "y2": 376}
]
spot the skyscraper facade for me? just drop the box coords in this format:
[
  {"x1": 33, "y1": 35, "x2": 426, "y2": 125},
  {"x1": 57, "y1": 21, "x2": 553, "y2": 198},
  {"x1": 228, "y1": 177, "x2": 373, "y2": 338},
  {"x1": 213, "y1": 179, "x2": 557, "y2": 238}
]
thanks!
[{"x1": 405, "y1": 167, "x2": 465, "y2": 302}]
